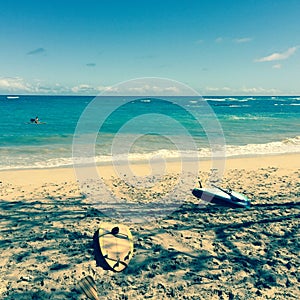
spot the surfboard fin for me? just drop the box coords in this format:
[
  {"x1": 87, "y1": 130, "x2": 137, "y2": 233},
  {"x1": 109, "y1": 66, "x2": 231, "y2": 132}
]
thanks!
[
  {"x1": 124, "y1": 251, "x2": 131, "y2": 261},
  {"x1": 113, "y1": 259, "x2": 120, "y2": 269}
]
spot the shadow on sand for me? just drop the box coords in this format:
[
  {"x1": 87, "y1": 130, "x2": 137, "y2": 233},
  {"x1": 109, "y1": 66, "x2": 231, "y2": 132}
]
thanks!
[{"x1": 1, "y1": 195, "x2": 299, "y2": 299}]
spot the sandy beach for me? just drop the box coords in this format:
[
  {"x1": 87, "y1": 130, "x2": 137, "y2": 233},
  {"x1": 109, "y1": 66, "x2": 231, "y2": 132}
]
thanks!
[{"x1": 0, "y1": 154, "x2": 299, "y2": 299}]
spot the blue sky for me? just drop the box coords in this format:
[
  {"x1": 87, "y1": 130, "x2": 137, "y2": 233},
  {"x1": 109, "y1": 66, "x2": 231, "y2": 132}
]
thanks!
[{"x1": 0, "y1": 0, "x2": 300, "y2": 95}]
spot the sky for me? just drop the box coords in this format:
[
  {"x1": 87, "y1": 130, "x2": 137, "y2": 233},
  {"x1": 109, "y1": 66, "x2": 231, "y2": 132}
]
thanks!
[{"x1": 0, "y1": 0, "x2": 300, "y2": 95}]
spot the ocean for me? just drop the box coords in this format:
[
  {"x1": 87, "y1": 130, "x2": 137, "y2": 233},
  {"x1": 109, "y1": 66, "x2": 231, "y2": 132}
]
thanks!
[{"x1": 0, "y1": 95, "x2": 299, "y2": 170}]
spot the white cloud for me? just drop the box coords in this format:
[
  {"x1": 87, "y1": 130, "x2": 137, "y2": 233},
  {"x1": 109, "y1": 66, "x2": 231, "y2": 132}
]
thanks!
[
  {"x1": 71, "y1": 84, "x2": 95, "y2": 93},
  {"x1": 0, "y1": 77, "x2": 292, "y2": 96},
  {"x1": 234, "y1": 37, "x2": 252, "y2": 43},
  {"x1": 204, "y1": 86, "x2": 281, "y2": 95},
  {"x1": 272, "y1": 64, "x2": 282, "y2": 69},
  {"x1": 56, "y1": 83, "x2": 185, "y2": 96},
  {"x1": 239, "y1": 86, "x2": 280, "y2": 94},
  {"x1": 205, "y1": 87, "x2": 233, "y2": 92},
  {"x1": 255, "y1": 46, "x2": 298, "y2": 62},
  {"x1": 0, "y1": 77, "x2": 32, "y2": 92},
  {"x1": 0, "y1": 77, "x2": 106, "y2": 95},
  {"x1": 0, "y1": 77, "x2": 95, "y2": 95},
  {"x1": 103, "y1": 84, "x2": 182, "y2": 96}
]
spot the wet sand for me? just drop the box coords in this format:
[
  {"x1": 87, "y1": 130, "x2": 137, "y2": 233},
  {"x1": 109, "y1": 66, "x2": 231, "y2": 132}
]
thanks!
[{"x1": 0, "y1": 154, "x2": 299, "y2": 299}]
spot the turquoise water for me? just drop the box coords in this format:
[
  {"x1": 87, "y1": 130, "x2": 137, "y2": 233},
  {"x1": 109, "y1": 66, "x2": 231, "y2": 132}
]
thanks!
[{"x1": 0, "y1": 95, "x2": 299, "y2": 170}]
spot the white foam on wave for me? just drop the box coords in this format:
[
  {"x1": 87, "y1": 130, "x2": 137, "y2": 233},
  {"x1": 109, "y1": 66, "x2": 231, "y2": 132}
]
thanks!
[
  {"x1": 0, "y1": 157, "x2": 75, "y2": 171},
  {"x1": 243, "y1": 97, "x2": 256, "y2": 101},
  {"x1": 205, "y1": 98, "x2": 227, "y2": 101},
  {"x1": 275, "y1": 103, "x2": 300, "y2": 106},
  {"x1": 228, "y1": 114, "x2": 268, "y2": 120},
  {"x1": 68, "y1": 135, "x2": 300, "y2": 163},
  {"x1": 207, "y1": 97, "x2": 253, "y2": 103},
  {"x1": 228, "y1": 104, "x2": 251, "y2": 108},
  {"x1": 1, "y1": 136, "x2": 299, "y2": 170},
  {"x1": 226, "y1": 136, "x2": 300, "y2": 157}
]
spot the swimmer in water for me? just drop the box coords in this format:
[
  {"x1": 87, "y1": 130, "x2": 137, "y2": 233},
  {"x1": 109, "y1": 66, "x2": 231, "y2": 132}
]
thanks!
[{"x1": 30, "y1": 116, "x2": 40, "y2": 124}]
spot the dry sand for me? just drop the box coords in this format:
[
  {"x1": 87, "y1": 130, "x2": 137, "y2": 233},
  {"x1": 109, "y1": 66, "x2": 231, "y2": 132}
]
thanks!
[{"x1": 0, "y1": 154, "x2": 299, "y2": 299}]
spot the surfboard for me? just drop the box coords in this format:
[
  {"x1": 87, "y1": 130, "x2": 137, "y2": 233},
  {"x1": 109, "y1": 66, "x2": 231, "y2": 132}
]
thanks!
[
  {"x1": 97, "y1": 222, "x2": 134, "y2": 272},
  {"x1": 192, "y1": 186, "x2": 251, "y2": 208},
  {"x1": 77, "y1": 276, "x2": 99, "y2": 300}
]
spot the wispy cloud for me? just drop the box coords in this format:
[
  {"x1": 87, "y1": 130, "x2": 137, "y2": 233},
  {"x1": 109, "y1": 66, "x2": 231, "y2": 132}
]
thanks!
[
  {"x1": 103, "y1": 84, "x2": 185, "y2": 96},
  {"x1": 27, "y1": 47, "x2": 46, "y2": 55},
  {"x1": 205, "y1": 86, "x2": 232, "y2": 92},
  {"x1": 239, "y1": 86, "x2": 280, "y2": 94},
  {"x1": 234, "y1": 37, "x2": 252, "y2": 43},
  {"x1": 0, "y1": 77, "x2": 289, "y2": 96},
  {"x1": 195, "y1": 39, "x2": 204, "y2": 44},
  {"x1": 204, "y1": 86, "x2": 281, "y2": 95},
  {"x1": 255, "y1": 46, "x2": 298, "y2": 62},
  {"x1": 0, "y1": 77, "x2": 84, "y2": 94},
  {"x1": 69, "y1": 83, "x2": 187, "y2": 96},
  {"x1": 272, "y1": 64, "x2": 282, "y2": 69},
  {"x1": 71, "y1": 84, "x2": 100, "y2": 94},
  {"x1": 215, "y1": 37, "x2": 224, "y2": 43},
  {"x1": 0, "y1": 77, "x2": 32, "y2": 92},
  {"x1": 86, "y1": 63, "x2": 96, "y2": 67}
]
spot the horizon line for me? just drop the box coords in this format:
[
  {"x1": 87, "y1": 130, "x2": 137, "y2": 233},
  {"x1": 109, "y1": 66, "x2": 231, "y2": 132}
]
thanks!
[{"x1": 2, "y1": 94, "x2": 300, "y2": 97}]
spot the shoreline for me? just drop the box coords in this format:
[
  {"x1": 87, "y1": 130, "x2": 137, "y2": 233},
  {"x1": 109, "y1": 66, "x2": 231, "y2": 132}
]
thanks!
[
  {"x1": 0, "y1": 152, "x2": 299, "y2": 299},
  {"x1": 0, "y1": 153, "x2": 299, "y2": 184}
]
